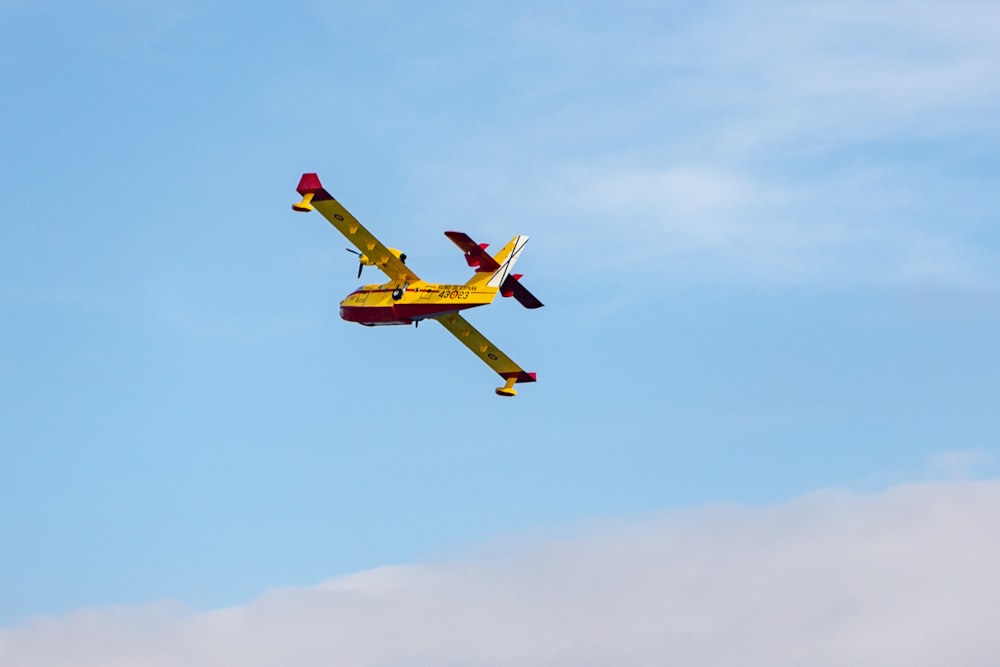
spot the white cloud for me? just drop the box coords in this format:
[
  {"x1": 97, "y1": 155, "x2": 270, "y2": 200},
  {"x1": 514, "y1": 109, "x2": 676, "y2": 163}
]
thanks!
[
  {"x1": 667, "y1": 0, "x2": 1000, "y2": 147},
  {"x1": 490, "y1": 159, "x2": 990, "y2": 289},
  {"x1": 925, "y1": 449, "x2": 995, "y2": 480},
  {"x1": 4, "y1": 480, "x2": 1000, "y2": 666},
  {"x1": 415, "y1": 1, "x2": 1000, "y2": 288}
]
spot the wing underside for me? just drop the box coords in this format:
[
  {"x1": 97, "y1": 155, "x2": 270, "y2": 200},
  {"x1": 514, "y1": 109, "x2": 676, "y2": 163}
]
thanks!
[
  {"x1": 434, "y1": 312, "x2": 536, "y2": 395},
  {"x1": 294, "y1": 173, "x2": 419, "y2": 283}
]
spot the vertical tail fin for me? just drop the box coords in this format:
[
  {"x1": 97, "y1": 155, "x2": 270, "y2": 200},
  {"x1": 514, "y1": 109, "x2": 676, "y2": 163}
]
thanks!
[{"x1": 466, "y1": 235, "x2": 530, "y2": 288}]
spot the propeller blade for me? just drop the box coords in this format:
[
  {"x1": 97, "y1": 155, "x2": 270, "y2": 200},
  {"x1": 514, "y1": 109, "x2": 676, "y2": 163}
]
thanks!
[{"x1": 344, "y1": 248, "x2": 364, "y2": 279}]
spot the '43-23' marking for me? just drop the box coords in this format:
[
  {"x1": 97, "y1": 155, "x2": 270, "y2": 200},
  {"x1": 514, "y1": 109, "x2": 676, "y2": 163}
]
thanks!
[{"x1": 438, "y1": 289, "x2": 470, "y2": 299}]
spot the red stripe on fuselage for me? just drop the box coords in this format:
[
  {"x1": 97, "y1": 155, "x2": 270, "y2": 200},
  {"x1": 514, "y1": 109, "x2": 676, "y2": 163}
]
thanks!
[{"x1": 339, "y1": 301, "x2": 482, "y2": 325}]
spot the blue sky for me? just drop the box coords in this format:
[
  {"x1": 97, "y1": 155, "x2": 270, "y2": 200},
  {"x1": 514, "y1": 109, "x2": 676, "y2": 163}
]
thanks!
[{"x1": 2, "y1": 0, "x2": 1000, "y2": 662}]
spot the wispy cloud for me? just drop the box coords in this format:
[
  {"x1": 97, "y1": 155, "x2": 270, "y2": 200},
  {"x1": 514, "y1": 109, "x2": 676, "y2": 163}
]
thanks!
[
  {"x1": 925, "y1": 449, "x2": 995, "y2": 480},
  {"x1": 634, "y1": 0, "x2": 1000, "y2": 148},
  {"x1": 534, "y1": 161, "x2": 995, "y2": 287},
  {"x1": 4, "y1": 480, "x2": 999, "y2": 666},
  {"x1": 1, "y1": 0, "x2": 193, "y2": 53},
  {"x1": 415, "y1": 1, "x2": 1000, "y2": 288}
]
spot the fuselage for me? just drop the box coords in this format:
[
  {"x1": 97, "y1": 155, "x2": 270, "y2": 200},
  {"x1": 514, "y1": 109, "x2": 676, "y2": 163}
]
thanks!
[{"x1": 340, "y1": 280, "x2": 497, "y2": 326}]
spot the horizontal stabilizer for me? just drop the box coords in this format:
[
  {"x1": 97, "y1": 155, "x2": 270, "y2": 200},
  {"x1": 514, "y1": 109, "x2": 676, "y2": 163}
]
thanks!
[
  {"x1": 500, "y1": 274, "x2": 544, "y2": 309},
  {"x1": 445, "y1": 231, "x2": 499, "y2": 273}
]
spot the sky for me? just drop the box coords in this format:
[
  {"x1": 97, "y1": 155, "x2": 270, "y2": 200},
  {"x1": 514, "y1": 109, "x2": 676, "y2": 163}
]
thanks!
[{"x1": 2, "y1": 0, "x2": 999, "y2": 663}]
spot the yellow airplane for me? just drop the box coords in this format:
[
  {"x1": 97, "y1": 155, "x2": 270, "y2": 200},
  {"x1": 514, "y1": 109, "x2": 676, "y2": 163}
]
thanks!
[{"x1": 292, "y1": 173, "x2": 542, "y2": 397}]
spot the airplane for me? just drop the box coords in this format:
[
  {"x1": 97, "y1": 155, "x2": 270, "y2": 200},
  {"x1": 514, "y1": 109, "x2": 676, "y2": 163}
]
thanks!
[{"x1": 292, "y1": 172, "x2": 542, "y2": 397}]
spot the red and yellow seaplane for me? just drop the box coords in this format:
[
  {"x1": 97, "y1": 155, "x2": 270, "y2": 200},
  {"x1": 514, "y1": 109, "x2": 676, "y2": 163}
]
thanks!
[{"x1": 292, "y1": 173, "x2": 542, "y2": 396}]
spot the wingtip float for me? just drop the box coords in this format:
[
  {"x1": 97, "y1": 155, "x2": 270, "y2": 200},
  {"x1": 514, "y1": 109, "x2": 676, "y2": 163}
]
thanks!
[{"x1": 292, "y1": 172, "x2": 542, "y2": 397}]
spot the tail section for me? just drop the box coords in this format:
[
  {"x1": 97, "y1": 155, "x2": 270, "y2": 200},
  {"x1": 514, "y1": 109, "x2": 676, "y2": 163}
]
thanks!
[
  {"x1": 486, "y1": 236, "x2": 542, "y2": 308},
  {"x1": 445, "y1": 231, "x2": 543, "y2": 309},
  {"x1": 466, "y1": 235, "x2": 529, "y2": 288}
]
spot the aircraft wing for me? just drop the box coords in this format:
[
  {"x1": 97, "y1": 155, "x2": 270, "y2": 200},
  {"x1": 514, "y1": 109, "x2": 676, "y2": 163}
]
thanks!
[
  {"x1": 293, "y1": 173, "x2": 420, "y2": 283},
  {"x1": 444, "y1": 231, "x2": 500, "y2": 272},
  {"x1": 434, "y1": 312, "x2": 536, "y2": 396}
]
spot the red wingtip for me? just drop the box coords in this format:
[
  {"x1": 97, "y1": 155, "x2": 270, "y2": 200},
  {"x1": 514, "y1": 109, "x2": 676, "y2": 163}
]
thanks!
[
  {"x1": 296, "y1": 172, "x2": 324, "y2": 194},
  {"x1": 501, "y1": 370, "x2": 537, "y2": 383}
]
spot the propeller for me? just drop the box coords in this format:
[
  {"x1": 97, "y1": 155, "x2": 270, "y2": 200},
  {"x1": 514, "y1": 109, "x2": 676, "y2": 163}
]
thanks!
[{"x1": 345, "y1": 248, "x2": 364, "y2": 279}]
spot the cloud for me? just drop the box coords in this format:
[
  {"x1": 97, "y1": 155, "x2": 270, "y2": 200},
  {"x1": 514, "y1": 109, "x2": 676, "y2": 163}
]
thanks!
[
  {"x1": 413, "y1": 1, "x2": 1000, "y2": 288},
  {"x1": 434, "y1": 154, "x2": 991, "y2": 289},
  {"x1": 653, "y1": 0, "x2": 1000, "y2": 147},
  {"x1": 4, "y1": 480, "x2": 1000, "y2": 666},
  {"x1": 925, "y1": 449, "x2": 995, "y2": 480}
]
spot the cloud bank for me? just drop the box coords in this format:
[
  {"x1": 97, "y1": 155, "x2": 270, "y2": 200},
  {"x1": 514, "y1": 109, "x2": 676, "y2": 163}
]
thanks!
[{"x1": 3, "y1": 480, "x2": 1000, "y2": 666}]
